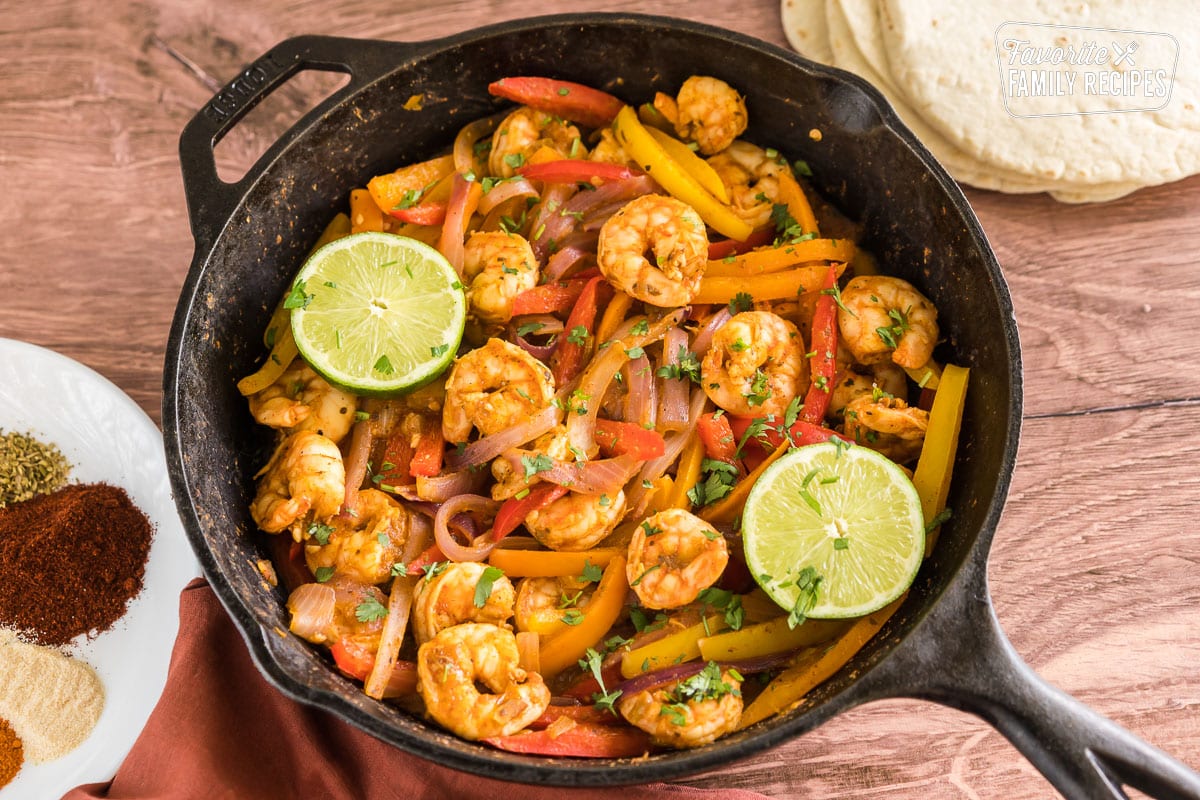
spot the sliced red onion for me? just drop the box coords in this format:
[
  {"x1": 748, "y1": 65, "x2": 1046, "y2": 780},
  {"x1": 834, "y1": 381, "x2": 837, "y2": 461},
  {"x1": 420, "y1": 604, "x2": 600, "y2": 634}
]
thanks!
[
  {"x1": 581, "y1": 200, "x2": 635, "y2": 231},
  {"x1": 692, "y1": 307, "x2": 733, "y2": 357},
  {"x1": 453, "y1": 111, "x2": 506, "y2": 175},
  {"x1": 444, "y1": 404, "x2": 561, "y2": 472},
  {"x1": 543, "y1": 245, "x2": 593, "y2": 282},
  {"x1": 477, "y1": 177, "x2": 538, "y2": 215},
  {"x1": 625, "y1": 387, "x2": 709, "y2": 515},
  {"x1": 622, "y1": 355, "x2": 656, "y2": 429},
  {"x1": 413, "y1": 468, "x2": 489, "y2": 503},
  {"x1": 530, "y1": 183, "x2": 579, "y2": 264},
  {"x1": 566, "y1": 174, "x2": 659, "y2": 218},
  {"x1": 509, "y1": 315, "x2": 564, "y2": 362},
  {"x1": 657, "y1": 327, "x2": 692, "y2": 432},
  {"x1": 567, "y1": 309, "x2": 686, "y2": 455},
  {"x1": 434, "y1": 494, "x2": 501, "y2": 562},
  {"x1": 365, "y1": 514, "x2": 430, "y2": 699},
  {"x1": 499, "y1": 452, "x2": 641, "y2": 496},
  {"x1": 286, "y1": 583, "x2": 336, "y2": 641}
]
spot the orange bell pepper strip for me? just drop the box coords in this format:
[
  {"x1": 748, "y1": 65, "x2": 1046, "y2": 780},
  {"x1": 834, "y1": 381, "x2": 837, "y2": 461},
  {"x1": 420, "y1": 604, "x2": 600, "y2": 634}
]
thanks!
[
  {"x1": 708, "y1": 226, "x2": 774, "y2": 260},
  {"x1": 349, "y1": 188, "x2": 385, "y2": 234},
  {"x1": 367, "y1": 155, "x2": 455, "y2": 219},
  {"x1": 774, "y1": 167, "x2": 820, "y2": 237},
  {"x1": 537, "y1": 556, "x2": 628, "y2": 680},
  {"x1": 594, "y1": 290, "x2": 634, "y2": 344},
  {"x1": 666, "y1": 436, "x2": 705, "y2": 510},
  {"x1": 694, "y1": 262, "x2": 846, "y2": 304},
  {"x1": 487, "y1": 547, "x2": 621, "y2": 578},
  {"x1": 703, "y1": 238, "x2": 856, "y2": 277},
  {"x1": 484, "y1": 721, "x2": 650, "y2": 758},
  {"x1": 739, "y1": 594, "x2": 906, "y2": 728},
  {"x1": 911, "y1": 363, "x2": 968, "y2": 555},
  {"x1": 488, "y1": 77, "x2": 625, "y2": 130},
  {"x1": 699, "y1": 443, "x2": 791, "y2": 527}
]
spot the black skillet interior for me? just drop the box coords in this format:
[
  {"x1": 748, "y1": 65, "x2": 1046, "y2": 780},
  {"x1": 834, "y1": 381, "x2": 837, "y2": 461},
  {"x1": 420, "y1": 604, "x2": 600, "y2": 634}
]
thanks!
[{"x1": 164, "y1": 14, "x2": 1020, "y2": 786}]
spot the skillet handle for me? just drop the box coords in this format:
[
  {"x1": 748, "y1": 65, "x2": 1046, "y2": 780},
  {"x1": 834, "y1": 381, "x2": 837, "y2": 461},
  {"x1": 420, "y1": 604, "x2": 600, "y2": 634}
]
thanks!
[
  {"x1": 178, "y1": 35, "x2": 420, "y2": 251},
  {"x1": 868, "y1": 567, "x2": 1200, "y2": 799}
]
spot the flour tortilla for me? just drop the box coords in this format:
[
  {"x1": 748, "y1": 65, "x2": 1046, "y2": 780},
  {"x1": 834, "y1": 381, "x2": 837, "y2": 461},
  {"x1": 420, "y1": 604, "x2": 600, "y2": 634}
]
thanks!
[
  {"x1": 781, "y1": 0, "x2": 835, "y2": 63},
  {"x1": 878, "y1": 0, "x2": 1200, "y2": 187},
  {"x1": 820, "y1": 0, "x2": 1139, "y2": 201}
]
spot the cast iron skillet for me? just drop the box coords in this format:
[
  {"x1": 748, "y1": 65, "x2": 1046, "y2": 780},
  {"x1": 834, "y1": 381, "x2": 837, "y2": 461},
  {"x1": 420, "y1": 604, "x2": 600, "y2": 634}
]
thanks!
[{"x1": 163, "y1": 14, "x2": 1200, "y2": 796}]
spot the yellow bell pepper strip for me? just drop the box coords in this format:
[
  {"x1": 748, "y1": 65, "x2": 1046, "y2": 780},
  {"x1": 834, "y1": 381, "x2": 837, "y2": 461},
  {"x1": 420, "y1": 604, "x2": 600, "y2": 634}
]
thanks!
[
  {"x1": 366, "y1": 154, "x2": 455, "y2": 220},
  {"x1": 697, "y1": 615, "x2": 848, "y2": 663},
  {"x1": 486, "y1": 547, "x2": 621, "y2": 578},
  {"x1": 612, "y1": 105, "x2": 752, "y2": 241},
  {"x1": 667, "y1": 436, "x2": 706, "y2": 509},
  {"x1": 904, "y1": 358, "x2": 944, "y2": 392},
  {"x1": 645, "y1": 127, "x2": 730, "y2": 202},
  {"x1": 620, "y1": 614, "x2": 728, "y2": 678},
  {"x1": 699, "y1": 441, "x2": 789, "y2": 527},
  {"x1": 911, "y1": 363, "x2": 968, "y2": 555},
  {"x1": 488, "y1": 77, "x2": 625, "y2": 130},
  {"x1": 774, "y1": 167, "x2": 820, "y2": 237},
  {"x1": 237, "y1": 324, "x2": 298, "y2": 396},
  {"x1": 349, "y1": 188, "x2": 384, "y2": 233},
  {"x1": 694, "y1": 262, "x2": 847, "y2": 305},
  {"x1": 538, "y1": 556, "x2": 628, "y2": 680},
  {"x1": 703, "y1": 238, "x2": 857, "y2": 277},
  {"x1": 738, "y1": 593, "x2": 907, "y2": 728}
]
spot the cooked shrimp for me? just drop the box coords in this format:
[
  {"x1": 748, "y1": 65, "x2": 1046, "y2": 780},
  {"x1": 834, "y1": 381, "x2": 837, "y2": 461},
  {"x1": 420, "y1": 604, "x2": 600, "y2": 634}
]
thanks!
[
  {"x1": 597, "y1": 194, "x2": 709, "y2": 307},
  {"x1": 412, "y1": 561, "x2": 515, "y2": 644},
  {"x1": 701, "y1": 310, "x2": 807, "y2": 418},
  {"x1": 828, "y1": 362, "x2": 908, "y2": 421},
  {"x1": 489, "y1": 107, "x2": 582, "y2": 178},
  {"x1": 514, "y1": 575, "x2": 595, "y2": 635},
  {"x1": 842, "y1": 395, "x2": 929, "y2": 463},
  {"x1": 839, "y1": 275, "x2": 939, "y2": 369},
  {"x1": 248, "y1": 360, "x2": 358, "y2": 444},
  {"x1": 490, "y1": 424, "x2": 574, "y2": 501},
  {"x1": 525, "y1": 489, "x2": 627, "y2": 551},
  {"x1": 303, "y1": 489, "x2": 410, "y2": 585},
  {"x1": 627, "y1": 508, "x2": 728, "y2": 610},
  {"x1": 417, "y1": 622, "x2": 551, "y2": 740},
  {"x1": 588, "y1": 127, "x2": 628, "y2": 165},
  {"x1": 673, "y1": 76, "x2": 748, "y2": 156},
  {"x1": 618, "y1": 663, "x2": 743, "y2": 748},
  {"x1": 462, "y1": 231, "x2": 539, "y2": 326},
  {"x1": 250, "y1": 430, "x2": 345, "y2": 534},
  {"x1": 442, "y1": 338, "x2": 556, "y2": 442},
  {"x1": 707, "y1": 141, "x2": 794, "y2": 229}
]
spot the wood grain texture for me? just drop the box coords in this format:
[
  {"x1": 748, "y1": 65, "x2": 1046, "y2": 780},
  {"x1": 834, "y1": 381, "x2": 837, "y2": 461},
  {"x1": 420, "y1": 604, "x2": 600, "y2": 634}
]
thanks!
[{"x1": 1, "y1": 1, "x2": 1198, "y2": 798}]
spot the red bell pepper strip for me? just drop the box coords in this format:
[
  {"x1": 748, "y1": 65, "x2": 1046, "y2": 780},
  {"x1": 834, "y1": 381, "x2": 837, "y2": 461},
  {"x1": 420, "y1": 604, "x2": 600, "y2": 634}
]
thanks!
[
  {"x1": 799, "y1": 264, "x2": 840, "y2": 424},
  {"x1": 404, "y1": 543, "x2": 448, "y2": 576},
  {"x1": 266, "y1": 535, "x2": 315, "y2": 593},
  {"x1": 551, "y1": 275, "x2": 606, "y2": 385},
  {"x1": 492, "y1": 483, "x2": 570, "y2": 540},
  {"x1": 409, "y1": 416, "x2": 445, "y2": 478},
  {"x1": 488, "y1": 77, "x2": 625, "y2": 129},
  {"x1": 484, "y1": 722, "x2": 651, "y2": 757},
  {"x1": 594, "y1": 419, "x2": 667, "y2": 460},
  {"x1": 511, "y1": 272, "x2": 600, "y2": 315},
  {"x1": 518, "y1": 159, "x2": 643, "y2": 185},
  {"x1": 729, "y1": 415, "x2": 851, "y2": 455},
  {"x1": 561, "y1": 657, "x2": 625, "y2": 700},
  {"x1": 695, "y1": 412, "x2": 739, "y2": 464},
  {"x1": 329, "y1": 637, "x2": 418, "y2": 697},
  {"x1": 387, "y1": 201, "x2": 447, "y2": 226},
  {"x1": 378, "y1": 430, "x2": 415, "y2": 487},
  {"x1": 707, "y1": 226, "x2": 775, "y2": 260},
  {"x1": 530, "y1": 704, "x2": 621, "y2": 730}
]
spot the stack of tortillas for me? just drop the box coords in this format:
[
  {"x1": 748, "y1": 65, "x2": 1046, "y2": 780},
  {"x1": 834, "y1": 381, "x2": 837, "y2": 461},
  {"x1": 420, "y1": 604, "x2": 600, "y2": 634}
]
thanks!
[{"x1": 780, "y1": 0, "x2": 1199, "y2": 202}]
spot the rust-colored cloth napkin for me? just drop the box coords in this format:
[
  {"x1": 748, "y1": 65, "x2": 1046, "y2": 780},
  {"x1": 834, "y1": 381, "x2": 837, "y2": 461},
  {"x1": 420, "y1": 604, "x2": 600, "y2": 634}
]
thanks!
[{"x1": 64, "y1": 580, "x2": 770, "y2": 800}]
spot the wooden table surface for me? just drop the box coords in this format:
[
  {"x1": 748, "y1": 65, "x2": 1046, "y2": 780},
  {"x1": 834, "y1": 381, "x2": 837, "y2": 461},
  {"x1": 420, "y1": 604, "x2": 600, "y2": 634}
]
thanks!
[{"x1": 3, "y1": 1, "x2": 1198, "y2": 797}]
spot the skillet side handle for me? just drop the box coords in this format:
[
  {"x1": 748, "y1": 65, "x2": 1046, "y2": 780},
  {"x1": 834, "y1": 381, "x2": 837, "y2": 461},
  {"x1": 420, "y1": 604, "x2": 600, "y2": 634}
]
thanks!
[
  {"x1": 178, "y1": 35, "x2": 418, "y2": 251},
  {"x1": 871, "y1": 567, "x2": 1200, "y2": 800}
]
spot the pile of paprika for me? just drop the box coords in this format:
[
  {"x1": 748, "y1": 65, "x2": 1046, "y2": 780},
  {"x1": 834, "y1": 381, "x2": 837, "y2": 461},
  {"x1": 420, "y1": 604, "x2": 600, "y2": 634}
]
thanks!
[{"x1": 0, "y1": 482, "x2": 153, "y2": 647}]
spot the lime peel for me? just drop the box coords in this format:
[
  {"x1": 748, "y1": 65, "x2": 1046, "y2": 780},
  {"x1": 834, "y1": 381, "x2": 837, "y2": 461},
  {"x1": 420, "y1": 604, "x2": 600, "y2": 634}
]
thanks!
[
  {"x1": 741, "y1": 442, "x2": 925, "y2": 620},
  {"x1": 289, "y1": 231, "x2": 466, "y2": 397}
]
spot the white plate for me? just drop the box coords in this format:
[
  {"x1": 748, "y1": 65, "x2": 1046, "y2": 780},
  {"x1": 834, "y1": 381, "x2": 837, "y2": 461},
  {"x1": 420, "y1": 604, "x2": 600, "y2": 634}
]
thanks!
[{"x1": 0, "y1": 339, "x2": 201, "y2": 798}]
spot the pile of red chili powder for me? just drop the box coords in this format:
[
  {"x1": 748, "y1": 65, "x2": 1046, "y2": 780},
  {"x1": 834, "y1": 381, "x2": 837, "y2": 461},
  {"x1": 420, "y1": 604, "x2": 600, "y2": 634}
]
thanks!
[{"x1": 0, "y1": 483, "x2": 153, "y2": 647}]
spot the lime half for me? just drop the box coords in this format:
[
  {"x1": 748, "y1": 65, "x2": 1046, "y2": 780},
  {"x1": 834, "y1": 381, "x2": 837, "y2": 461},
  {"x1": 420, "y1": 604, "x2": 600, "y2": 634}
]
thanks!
[
  {"x1": 289, "y1": 232, "x2": 465, "y2": 397},
  {"x1": 742, "y1": 442, "x2": 924, "y2": 619}
]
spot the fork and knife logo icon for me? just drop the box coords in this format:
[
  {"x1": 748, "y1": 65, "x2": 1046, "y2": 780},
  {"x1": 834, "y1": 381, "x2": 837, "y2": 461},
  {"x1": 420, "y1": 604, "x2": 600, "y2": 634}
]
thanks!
[{"x1": 1111, "y1": 40, "x2": 1138, "y2": 66}]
